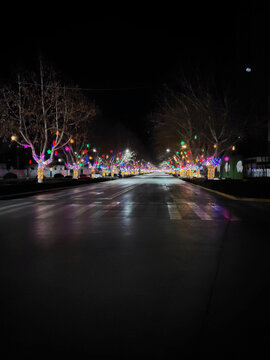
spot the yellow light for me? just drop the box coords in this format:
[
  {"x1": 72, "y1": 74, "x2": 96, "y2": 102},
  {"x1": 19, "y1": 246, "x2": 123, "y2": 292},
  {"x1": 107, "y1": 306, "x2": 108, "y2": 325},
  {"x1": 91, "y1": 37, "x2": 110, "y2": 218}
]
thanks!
[
  {"x1": 37, "y1": 167, "x2": 44, "y2": 180},
  {"x1": 89, "y1": 156, "x2": 93, "y2": 160},
  {"x1": 213, "y1": 144, "x2": 217, "y2": 148},
  {"x1": 207, "y1": 166, "x2": 216, "y2": 179},
  {"x1": 56, "y1": 130, "x2": 60, "y2": 135},
  {"x1": 232, "y1": 146, "x2": 236, "y2": 151},
  {"x1": 70, "y1": 138, "x2": 74, "y2": 143},
  {"x1": 11, "y1": 135, "x2": 17, "y2": 141}
]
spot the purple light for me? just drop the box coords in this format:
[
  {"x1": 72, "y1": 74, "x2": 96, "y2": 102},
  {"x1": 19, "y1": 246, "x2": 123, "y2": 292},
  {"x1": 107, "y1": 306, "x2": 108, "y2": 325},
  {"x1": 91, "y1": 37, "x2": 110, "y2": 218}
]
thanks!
[
  {"x1": 65, "y1": 146, "x2": 70, "y2": 151},
  {"x1": 224, "y1": 156, "x2": 229, "y2": 162},
  {"x1": 24, "y1": 144, "x2": 29, "y2": 148}
]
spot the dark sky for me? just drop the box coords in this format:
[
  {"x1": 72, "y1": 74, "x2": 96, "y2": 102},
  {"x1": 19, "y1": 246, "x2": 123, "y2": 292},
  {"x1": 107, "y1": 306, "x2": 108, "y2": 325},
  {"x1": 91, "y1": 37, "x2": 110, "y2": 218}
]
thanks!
[{"x1": 1, "y1": 4, "x2": 267, "y2": 157}]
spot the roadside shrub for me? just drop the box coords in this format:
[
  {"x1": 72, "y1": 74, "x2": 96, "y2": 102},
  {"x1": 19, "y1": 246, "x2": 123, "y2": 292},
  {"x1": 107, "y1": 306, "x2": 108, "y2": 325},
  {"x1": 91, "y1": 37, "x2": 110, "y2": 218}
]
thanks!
[
  {"x1": 54, "y1": 173, "x2": 64, "y2": 178},
  {"x1": 3, "y1": 172, "x2": 18, "y2": 179}
]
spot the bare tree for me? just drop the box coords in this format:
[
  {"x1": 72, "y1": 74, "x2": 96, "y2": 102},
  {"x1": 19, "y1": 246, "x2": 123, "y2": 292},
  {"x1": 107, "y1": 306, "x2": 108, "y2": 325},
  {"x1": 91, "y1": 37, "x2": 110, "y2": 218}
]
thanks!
[
  {"x1": 153, "y1": 81, "x2": 242, "y2": 167},
  {"x1": 0, "y1": 62, "x2": 96, "y2": 182}
]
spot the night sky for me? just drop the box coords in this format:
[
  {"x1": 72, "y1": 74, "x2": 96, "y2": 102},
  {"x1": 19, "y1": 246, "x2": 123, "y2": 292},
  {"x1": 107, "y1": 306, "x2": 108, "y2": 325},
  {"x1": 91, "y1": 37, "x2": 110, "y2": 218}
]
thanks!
[{"x1": 0, "y1": 4, "x2": 268, "y2": 159}]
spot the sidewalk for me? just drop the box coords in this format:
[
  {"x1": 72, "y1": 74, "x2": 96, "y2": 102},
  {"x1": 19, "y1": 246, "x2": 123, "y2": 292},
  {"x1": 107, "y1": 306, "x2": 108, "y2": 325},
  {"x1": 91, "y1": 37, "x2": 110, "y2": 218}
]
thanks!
[{"x1": 180, "y1": 177, "x2": 270, "y2": 202}]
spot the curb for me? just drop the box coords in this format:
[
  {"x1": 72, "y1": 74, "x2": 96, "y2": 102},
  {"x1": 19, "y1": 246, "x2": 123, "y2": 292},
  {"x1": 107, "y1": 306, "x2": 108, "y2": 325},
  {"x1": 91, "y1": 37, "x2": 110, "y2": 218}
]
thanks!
[{"x1": 180, "y1": 178, "x2": 270, "y2": 202}]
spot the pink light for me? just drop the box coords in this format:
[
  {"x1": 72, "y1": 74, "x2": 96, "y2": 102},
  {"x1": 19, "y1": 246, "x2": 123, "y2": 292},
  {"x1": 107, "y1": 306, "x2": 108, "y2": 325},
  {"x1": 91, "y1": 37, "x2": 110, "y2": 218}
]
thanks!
[
  {"x1": 224, "y1": 156, "x2": 229, "y2": 162},
  {"x1": 65, "y1": 146, "x2": 70, "y2": 151},
  {"x1": 24, "y1": 144, "x2": 29, "y2": 148}
]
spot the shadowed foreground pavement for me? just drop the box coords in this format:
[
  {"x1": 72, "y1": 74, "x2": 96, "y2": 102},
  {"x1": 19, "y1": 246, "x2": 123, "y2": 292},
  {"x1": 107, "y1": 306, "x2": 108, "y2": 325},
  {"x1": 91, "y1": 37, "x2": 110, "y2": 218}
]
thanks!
[{"x1": 1, "y1": 172, "x2": 270, "y2": 356}]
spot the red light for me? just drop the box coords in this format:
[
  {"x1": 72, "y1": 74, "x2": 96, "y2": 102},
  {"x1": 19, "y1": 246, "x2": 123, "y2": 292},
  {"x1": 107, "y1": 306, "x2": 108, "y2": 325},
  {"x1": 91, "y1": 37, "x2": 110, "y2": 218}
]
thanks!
[
  {"x1": 101, "y1": 154, "x2": 105, "y2": 158},
  {"x1": 110, "y1": 150, "x2": 113, "y2": 153},
  {"x1": 187, "y1": 151, "x2": 190, "y2": 155},
  {"x1": 29, "y1": 160, "x2": 32, "y2": 164},
  {"x1": 84, "y1": 150, "x2": 87, "y2": 154},
  {"x1": 52, "y1": 141, "x2": 56, "y2": 146},
  {"x1": 106, "y1": 160, "x2": 109, "y2": 163},
  {"x1": 55, "y1": 151, "x2": 58, "y2": 156}
]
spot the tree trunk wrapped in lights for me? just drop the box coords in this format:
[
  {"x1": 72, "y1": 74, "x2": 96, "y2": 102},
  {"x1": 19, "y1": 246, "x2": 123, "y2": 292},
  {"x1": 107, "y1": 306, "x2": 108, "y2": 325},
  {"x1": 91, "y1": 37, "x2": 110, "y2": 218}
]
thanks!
[
  {"x1": 196, "y1": 169, "x2": 201, "y2": 178},
  {"x1": 203, "y1": 156, "x2": 221, "y2": 179},
  {"x1": 180, "y1": 169, "x2": 187, "y2": 176},
  {"x1": 73, "y1": 169, "x2": 79, "y2": 179},
  {"x1": 207, "y1": 166, "x2": 216, "y2": 179},
  {"x1": 186, "y1": 169, "x2": 192, "y2": 178},
  {"x1": 65, "y1": 163, "x2": 81, "y2": 179},
  {"x1": 37, "y1": 164, "x2": 44, "y2": 183}
]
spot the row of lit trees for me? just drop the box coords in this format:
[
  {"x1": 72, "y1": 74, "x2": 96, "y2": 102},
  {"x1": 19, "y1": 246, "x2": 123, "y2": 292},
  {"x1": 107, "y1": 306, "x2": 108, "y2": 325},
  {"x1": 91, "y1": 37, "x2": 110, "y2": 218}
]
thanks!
[
  {"x1": 153, "y1": 80, "x2": 243, "y2": 177},
  {"x1": 0, "y1": 62, "x2": 155, "y2": 181}
]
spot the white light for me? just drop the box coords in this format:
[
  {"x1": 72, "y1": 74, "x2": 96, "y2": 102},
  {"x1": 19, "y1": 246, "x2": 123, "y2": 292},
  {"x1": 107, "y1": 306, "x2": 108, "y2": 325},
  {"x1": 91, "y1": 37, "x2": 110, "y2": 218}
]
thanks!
[
  {"x1": 246, "y1": 67, "x2": 251, "y2": 72},
  {"x1": 93, "y1": 148, "x2": 96, "y2": 152},
  {"x1": 126, "y1": 149, "x2": 130, "y2": 153},
  {"x1": 58, "y1": 158, "x2": 62, "y2": 162},
  {"x1": 166, "y1": 149, "x2": 170, "y2": 152}
]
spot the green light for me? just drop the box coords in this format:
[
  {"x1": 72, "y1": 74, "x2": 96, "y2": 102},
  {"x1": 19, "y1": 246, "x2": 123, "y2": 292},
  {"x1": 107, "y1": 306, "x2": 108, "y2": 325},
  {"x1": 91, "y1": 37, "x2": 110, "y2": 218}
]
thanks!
[
  {"x1": 176, "y1": 151, "x2": 179, "y2": 154},
  {"x1": 78, "y1": 155, "x2": 81, "y2": 158},
  {"x1": 202, "y1": 149, "x2": 204, "y2": 152},
  {"x1": 184, "y1": 151, "x2": 187, "y2": 154},
  {"x1": 47, "y1": 149, "x2": 52, "y2": 154},
  {"x1": 180, "y1": 141, "x2": 185, "y2": 145},
  {"x1": 194, "y1": 135, "x2": 197, "y2": 139},
  {"x1": 87, "y1": 144, "x2": 89, "y2": 148}
]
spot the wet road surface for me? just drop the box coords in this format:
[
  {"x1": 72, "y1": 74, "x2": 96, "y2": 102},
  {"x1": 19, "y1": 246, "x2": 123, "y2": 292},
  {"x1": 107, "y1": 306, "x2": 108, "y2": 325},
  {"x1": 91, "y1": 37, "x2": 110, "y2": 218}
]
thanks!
[{"x1": 1, "y1": 172, "x2": 270, "y2": 356}]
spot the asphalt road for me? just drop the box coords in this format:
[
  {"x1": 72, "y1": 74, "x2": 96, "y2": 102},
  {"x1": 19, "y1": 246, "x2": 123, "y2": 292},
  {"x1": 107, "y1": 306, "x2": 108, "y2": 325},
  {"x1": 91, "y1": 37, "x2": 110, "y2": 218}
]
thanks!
[{"x1": 1, "y1": 172, "x2": 270, "y2": 357}]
